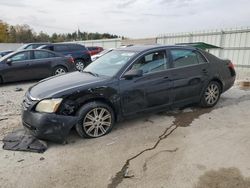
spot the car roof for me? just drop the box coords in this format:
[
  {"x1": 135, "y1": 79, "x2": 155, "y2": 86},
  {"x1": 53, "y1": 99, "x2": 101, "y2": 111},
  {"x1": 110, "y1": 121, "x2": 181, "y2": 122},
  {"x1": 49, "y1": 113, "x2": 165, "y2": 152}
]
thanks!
[
  {"x1": 2, "y1": 49, "x2": 63, "y2": 58},
  {"x1": 24, "y1": 42, "x2": 50, "y2": 45},
  {"x1": 40, "y1": 43, "x2": 84, "y2": 47},
  {"x1": 115, "y1": 44, "x2": 197, "y2": 52},
  {"x1": 16, "y1": 49, "x2": 57, "y2": 53},
  {"x1": 55, "y1": 43, "x2": 83, "y2": 45}
]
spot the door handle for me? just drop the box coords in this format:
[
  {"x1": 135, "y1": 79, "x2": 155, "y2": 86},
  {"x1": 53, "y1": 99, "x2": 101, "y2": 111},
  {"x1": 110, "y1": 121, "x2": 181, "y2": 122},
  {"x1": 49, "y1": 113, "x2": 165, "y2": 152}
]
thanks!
[
  {"x1": 163, "y1": 76, "x2": 169, "y2": 79},
  {"x1": 202, "y1": 69, "x2": 208, "y2": 74}
]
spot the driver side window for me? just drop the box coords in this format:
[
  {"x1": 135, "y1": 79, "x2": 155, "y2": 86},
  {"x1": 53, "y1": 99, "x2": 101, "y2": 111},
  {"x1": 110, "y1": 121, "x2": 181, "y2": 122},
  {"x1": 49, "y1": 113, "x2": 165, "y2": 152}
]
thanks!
[
  {"x1": 10, "y1": 52, "x2": 29, "y2": 62},
  {"x1": 131, "y1": 51, "x2": 168, "y2": 74}
]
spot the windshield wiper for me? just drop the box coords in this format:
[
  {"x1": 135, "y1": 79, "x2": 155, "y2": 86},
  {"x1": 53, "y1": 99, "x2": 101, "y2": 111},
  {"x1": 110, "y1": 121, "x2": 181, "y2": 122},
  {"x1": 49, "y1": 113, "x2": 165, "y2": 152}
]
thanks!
[{"x1": 81, "y1": 71, "x2": 99, "y2": 77}]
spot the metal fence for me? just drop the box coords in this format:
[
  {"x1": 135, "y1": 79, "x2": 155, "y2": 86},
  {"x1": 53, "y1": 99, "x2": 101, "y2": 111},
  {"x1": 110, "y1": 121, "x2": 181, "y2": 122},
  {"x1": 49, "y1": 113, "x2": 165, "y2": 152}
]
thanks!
[
  {"x1": 1, "y1": 27, "x2": 250, "y2": 79},
  {"x1": 157, "y1": 27, "x2": 250, "y2": 79},
  {"x1": 0, "y1": 43, "x2": 23, "y2": 51},
  {"x1": 73, "y1": 38, "x2": 122, "y2": 49}
]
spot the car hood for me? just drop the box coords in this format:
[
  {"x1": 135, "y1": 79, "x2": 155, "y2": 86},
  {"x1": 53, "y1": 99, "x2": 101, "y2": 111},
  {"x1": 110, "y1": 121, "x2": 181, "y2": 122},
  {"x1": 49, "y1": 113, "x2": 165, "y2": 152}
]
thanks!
[{"x1": 29, "y1": 71, "x2": 108, "y2": 100}]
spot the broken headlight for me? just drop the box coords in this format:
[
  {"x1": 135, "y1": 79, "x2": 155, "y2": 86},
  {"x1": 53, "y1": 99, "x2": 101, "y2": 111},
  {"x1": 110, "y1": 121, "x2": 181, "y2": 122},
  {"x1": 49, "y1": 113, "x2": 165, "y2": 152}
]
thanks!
[{"x1": 35, "y1": 98, "x2": 63, "y2": 113}]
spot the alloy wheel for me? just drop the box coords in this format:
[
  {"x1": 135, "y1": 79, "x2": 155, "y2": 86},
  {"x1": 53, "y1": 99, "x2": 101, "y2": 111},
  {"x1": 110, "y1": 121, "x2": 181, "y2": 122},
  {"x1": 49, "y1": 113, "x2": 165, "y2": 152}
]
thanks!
[
  {"x1": 55, "y1": 68, "x2": 66, "y2": 75},
  {"x1": 75, "y1": 61, "x2": 85, "y2": 71},
  {"x1": 83, "y1": 108, "x2": 112, "y2": 137},
  {"x1": 204, "y1": 83, "x2": 220, "y2": 105}
]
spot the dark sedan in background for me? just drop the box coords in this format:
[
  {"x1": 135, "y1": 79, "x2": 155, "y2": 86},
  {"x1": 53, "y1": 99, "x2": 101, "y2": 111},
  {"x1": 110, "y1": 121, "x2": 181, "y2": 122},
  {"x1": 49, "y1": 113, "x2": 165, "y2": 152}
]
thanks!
[
  {"x1": 0, "y1": 43, "x2": 50, "y2": 58},
  {"x1": 0, "y1": 49, "x2": 75, "y2": 84},
  {"x1": 22, "y1": 45, "x2": 236, "y2": 142},
  {"x1": 17, "y1": 43, "x2": 51, "y2": 50}
]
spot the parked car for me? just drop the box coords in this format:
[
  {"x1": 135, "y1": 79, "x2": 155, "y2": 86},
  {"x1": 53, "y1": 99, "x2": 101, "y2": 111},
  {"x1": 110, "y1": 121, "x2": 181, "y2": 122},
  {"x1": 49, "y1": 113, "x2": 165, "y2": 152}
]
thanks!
[
  {"x1": 87, "y1": 46, "x2": 103, "y2": 56},
  {"x1": 0, "y1": 49, "x2": 75, "y2": 84},
  {"x1": 0, "y1": 50, "x2": 13, "y2": 57},
  {"x1": 0, "y1": 43, "x2": 50, "y2": 58},
  {"x1": 22, "y1": 45, "x2": 236, "y2": 142},
  {"x1": 91, "y1": 48, "x2": 113, "y2": 61},
  {"x1": 38, "y1": 43, "x2": 91, "y2": 71},
  {"x1": 17, "y1": 43, "x2": 51, "y2": 50}
]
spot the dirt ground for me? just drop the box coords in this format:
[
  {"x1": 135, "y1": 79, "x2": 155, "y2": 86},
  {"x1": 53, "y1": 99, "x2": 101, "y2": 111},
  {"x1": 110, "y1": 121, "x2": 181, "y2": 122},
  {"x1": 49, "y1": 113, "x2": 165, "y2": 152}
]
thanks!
[{"x1": 0, "y1": 81, "x2": 250, "y2": 188}]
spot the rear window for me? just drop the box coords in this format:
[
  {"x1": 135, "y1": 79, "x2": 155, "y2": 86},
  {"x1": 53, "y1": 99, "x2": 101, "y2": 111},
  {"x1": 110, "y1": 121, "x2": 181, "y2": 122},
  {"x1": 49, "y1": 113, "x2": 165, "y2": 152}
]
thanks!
[
  {"x1": 41, "y1": 45, "x2": 54, "y2": 51},
  {"x1": 196, "y1": 51, "x2": 208, "y2": 63},
  {"x1": 34, "y1": 51, "x2": 55, "y2": 59},
  {"x1": 170, "y1": 49, "x2": 207, "y2": 68}
]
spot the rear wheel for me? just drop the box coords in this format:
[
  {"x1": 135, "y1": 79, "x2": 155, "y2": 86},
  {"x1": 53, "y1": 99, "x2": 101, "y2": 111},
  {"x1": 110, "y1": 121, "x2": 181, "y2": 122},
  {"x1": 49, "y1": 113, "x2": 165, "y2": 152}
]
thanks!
[
  {"x1": 53, "y1": 66, "x2": 67, "y2": 75},
  {"x1": 75, "y1": 59, "x2": 86, "y2": 71},
  {"x1": 0, "y1": 76, "x2": 3, "y2": 84},
  {"x1": 200, "y1": 81, "x2": 221, "y2": 107},
  {"x1": 76, "y1": 101, "x2": 115, "y2": 138}
]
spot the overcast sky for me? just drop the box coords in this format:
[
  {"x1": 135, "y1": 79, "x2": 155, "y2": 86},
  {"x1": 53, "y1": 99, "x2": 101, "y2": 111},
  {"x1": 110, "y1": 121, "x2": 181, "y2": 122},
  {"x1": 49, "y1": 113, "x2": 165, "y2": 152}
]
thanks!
[{"x1": 0, "y1": 0, "x2": 250, "y2": 38}]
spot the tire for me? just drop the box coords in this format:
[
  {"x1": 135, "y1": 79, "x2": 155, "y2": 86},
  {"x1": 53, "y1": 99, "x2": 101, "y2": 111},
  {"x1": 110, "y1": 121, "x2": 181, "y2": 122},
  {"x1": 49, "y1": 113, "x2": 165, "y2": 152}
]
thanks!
[
  {"x1": 75, "y1": 101, "x2": 115, "y2": 138},
  {"x1": 200, "y1": 81, "x2": 222, "y2": 107},
  {"x1": 53, "y1": 66, "x2": 67, "y2": 75},
  {"x1": 0, "y1": 76, "x2": 3, "y2": 84},
  {"x1": 75, "y1": 59, "x2": 86, "y2": 71}
]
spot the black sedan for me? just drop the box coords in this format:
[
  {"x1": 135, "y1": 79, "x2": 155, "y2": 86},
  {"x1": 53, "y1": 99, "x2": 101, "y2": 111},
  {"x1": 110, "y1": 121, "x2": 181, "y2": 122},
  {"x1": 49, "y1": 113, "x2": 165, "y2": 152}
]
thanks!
[
  {"x1": 22, "y1": 45, "x2": 236, "y2": 142},
  {"x1": 0, "y1": 49, "x2": 76, "y2": 84}
]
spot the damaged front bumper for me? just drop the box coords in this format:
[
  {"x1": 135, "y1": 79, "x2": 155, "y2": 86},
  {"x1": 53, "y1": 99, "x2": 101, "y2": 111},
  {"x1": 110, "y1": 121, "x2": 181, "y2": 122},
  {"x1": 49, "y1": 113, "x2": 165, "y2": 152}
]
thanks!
[{"x1": 22, "y1": 110, "x2": 78, "y2": 143}]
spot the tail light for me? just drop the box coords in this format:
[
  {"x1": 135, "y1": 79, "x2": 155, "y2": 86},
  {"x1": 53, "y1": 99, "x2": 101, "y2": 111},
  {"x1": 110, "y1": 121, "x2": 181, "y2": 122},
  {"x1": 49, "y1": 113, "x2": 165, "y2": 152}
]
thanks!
[
  {"x1": 68, "y1": 57, "x2": 74, "y2": 63},
  {"x1": 228, "y1": 61, "x2": 236, "y2": 77},
  {"x1": 228, "y1": 61, "x2": 235, "y2": 69},
  {"x1": 87, "y1": 51, "x2": 91, "y2": 55}
]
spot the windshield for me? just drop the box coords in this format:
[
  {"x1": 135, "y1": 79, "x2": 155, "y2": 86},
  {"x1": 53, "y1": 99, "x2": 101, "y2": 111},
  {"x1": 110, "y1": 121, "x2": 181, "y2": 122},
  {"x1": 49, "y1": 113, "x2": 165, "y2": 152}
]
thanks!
[
  {"x1": 0, "y1": 56, "x2": 5, "y2": 62},
  {"x1": 84, "y1": 50, "x2": 136, "y2": 77},
  {"x1": 0, "y1": 51, "x2": 15, "y2": 62},
  {"x1": 17, "y1": 44, "x2": 29, "y2": 51}
]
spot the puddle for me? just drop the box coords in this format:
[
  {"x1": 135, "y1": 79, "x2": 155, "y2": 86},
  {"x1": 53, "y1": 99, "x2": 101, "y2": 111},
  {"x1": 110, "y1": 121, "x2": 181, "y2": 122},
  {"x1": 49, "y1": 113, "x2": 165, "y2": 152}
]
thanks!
[
  {"x1": 195, "y1": 167, "x2": 250, "y2": 188},
  {"x1": 159, "y1": 107, "x2": 213, "y2": 127},
  {"x1": 159, "y1": 93, "x2": 250, "y2": 127}
]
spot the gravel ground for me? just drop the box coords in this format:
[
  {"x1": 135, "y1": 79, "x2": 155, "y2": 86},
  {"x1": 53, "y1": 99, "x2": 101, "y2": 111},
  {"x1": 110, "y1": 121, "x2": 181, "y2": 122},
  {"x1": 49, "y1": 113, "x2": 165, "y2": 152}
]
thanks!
[{"x1": 0, "y1": 81, "x2": 250, "y2": 188}]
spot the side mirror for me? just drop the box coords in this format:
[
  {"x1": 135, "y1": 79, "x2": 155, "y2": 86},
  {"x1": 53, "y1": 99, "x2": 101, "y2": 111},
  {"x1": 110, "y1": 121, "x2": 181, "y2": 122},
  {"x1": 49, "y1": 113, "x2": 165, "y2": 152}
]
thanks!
[
  {"x1": 6, "y1": 58, "x2": 12, "y2": 65},
  {"x1": 123, "y1": 69, "x2": 143, "y2": 79}
]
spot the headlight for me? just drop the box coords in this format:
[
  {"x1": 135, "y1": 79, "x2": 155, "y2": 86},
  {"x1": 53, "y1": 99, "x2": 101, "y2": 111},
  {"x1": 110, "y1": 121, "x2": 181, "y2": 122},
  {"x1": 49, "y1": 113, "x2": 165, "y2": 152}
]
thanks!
[{"x1": 35, "y1": 98, "x2": 63, "y2": 113}]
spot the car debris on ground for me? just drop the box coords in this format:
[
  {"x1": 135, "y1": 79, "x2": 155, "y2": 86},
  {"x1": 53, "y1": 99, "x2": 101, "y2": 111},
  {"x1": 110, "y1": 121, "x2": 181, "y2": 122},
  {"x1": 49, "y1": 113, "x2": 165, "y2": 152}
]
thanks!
[
  {"x1": 2, "y1": 128, "x2": 47, "y2": 153},
  {"x1": 14, "y1": 87, "x2": 23, "y2": 92}
]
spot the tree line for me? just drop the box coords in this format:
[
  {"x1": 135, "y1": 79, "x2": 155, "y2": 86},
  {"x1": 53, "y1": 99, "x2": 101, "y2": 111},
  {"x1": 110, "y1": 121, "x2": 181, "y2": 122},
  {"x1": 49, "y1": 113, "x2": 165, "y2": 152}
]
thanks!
[{"x1": 0, "y1": 20, "x2": 122, "y2": 43}]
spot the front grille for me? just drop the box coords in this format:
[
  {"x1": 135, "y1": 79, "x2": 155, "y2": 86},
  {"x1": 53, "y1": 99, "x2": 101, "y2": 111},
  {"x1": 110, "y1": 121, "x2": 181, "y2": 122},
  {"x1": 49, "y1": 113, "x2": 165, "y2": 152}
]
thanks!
[{"x1": 22, "y1": 93, "x2": 37, "y2": 111}]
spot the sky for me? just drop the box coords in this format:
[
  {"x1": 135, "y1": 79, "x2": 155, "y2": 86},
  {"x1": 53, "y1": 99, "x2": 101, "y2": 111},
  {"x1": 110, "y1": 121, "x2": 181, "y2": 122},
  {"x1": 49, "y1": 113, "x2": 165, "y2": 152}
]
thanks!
[{"x1": 0, "y1": 0, "x2": 250, "y2": 38}]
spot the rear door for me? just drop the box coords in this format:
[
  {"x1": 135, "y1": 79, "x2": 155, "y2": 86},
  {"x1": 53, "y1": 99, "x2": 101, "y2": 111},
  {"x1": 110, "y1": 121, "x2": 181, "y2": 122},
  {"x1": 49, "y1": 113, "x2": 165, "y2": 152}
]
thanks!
[
  {"x1": 120, "y1": 50, "x2": 173, "y2": 116},
  {"x1": 2, "y1": 51, "x2": 32, "y2": 82},
  {"x1": 28, "y1": 50, "x2": 56, "y2": 79},
  {"x1": 169, "y1": 48, "x2": 209, "y2": 105}
]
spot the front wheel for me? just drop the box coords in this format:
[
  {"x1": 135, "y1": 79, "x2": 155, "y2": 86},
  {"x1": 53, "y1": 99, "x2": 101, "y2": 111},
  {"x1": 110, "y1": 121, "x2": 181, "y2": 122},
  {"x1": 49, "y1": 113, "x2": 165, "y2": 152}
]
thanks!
[
  {"x1": 76, "y1": 102, "x2": 115, "y2": 138},
  {"x1": 200, "y1": 81, "x2": 221, "y2": 107}
]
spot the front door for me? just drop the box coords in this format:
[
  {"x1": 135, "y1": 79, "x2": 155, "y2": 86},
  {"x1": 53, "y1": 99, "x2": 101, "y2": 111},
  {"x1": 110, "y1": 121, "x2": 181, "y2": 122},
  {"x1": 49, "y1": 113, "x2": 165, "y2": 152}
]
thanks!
[
  {"x1": 2, "y1": 51, "x2": 32, "y2": 82},
  {"x1": 119, "y1": 50, "x2": 173, "y2": 116}
]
